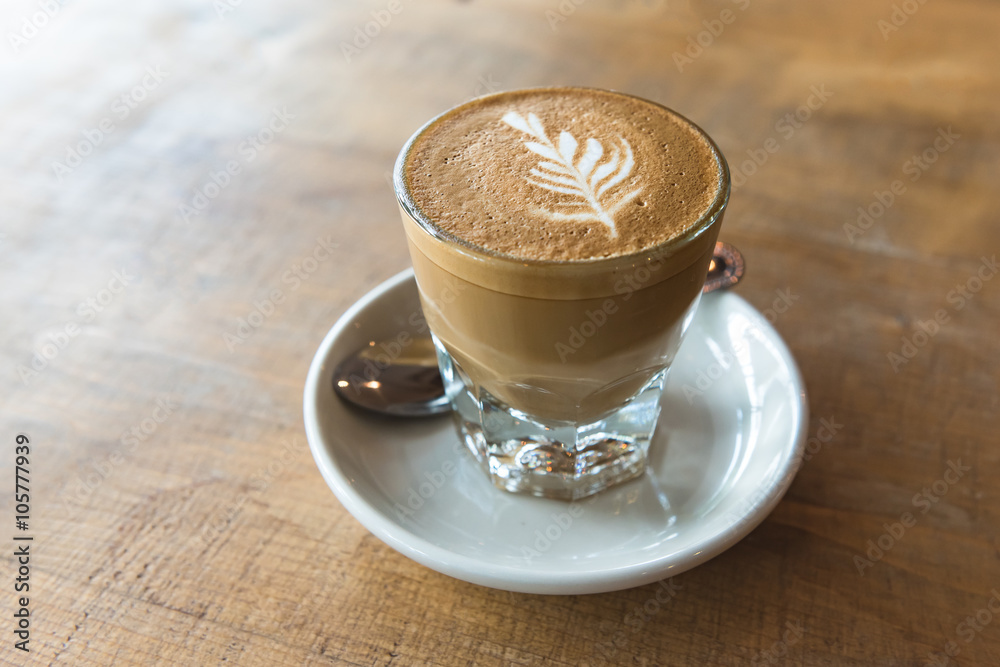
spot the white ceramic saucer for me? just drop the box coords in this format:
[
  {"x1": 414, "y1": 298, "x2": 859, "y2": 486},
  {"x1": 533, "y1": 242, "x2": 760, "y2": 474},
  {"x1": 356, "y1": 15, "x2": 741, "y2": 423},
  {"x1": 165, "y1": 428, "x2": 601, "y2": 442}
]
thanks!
[{"x1": 304, "y1": 269, "x2": 808, "y2": 595}]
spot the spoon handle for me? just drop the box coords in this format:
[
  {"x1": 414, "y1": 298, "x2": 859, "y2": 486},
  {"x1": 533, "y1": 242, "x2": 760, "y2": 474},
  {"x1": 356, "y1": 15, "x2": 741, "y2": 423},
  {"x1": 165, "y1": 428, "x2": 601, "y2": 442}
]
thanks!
[{"x1": 703, "y1": 242, "x2": 745, "y2": 294}]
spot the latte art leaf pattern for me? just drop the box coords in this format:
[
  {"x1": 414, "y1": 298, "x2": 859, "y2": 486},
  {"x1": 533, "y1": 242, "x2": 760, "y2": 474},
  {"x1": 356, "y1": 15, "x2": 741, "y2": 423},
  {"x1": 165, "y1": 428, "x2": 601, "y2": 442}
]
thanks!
[{"x1": 502, "y1": 111, "x2": 642, "y2": 237}]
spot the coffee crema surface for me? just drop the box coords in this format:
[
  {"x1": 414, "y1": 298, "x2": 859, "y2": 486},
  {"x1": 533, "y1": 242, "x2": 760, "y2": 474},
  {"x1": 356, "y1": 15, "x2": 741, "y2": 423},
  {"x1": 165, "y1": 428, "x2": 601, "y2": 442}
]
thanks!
[{"x1": 399, "y1": 87, "x2": 727, "y2": 262}]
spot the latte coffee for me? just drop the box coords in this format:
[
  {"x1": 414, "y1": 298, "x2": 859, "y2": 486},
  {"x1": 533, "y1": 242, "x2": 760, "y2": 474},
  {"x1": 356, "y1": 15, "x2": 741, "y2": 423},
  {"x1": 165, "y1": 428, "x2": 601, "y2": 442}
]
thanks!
[{"x1": 395, "y1": 87, "x2": 729, "y2": 499}]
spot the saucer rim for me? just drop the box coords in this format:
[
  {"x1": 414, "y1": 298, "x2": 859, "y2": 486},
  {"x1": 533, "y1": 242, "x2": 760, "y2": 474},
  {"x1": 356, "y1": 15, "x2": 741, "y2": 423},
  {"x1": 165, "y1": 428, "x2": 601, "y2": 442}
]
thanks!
[{"x1": 304, "y1": 268, "x2": 808, "y2": 594}]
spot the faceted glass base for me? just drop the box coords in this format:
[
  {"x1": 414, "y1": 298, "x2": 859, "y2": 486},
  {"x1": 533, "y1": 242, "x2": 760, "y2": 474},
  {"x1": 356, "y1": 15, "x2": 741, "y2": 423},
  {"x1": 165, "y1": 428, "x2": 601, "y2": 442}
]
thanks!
[{"x1": 435, "y1": 337, "x2": 666, "y2": 500}]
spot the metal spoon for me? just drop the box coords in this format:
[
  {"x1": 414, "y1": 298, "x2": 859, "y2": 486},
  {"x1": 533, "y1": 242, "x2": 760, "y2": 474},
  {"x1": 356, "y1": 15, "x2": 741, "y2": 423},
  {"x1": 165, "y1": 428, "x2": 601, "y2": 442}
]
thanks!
[{"x1": 333, "y1": 242, "x2": 745, "y2": 417}]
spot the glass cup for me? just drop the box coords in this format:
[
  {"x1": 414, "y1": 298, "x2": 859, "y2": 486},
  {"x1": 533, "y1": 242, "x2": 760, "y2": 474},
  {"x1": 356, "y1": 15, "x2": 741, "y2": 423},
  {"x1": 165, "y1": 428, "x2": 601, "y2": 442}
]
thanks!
[{"x1": 394, "y1": 89, "x2": 730, "y2": 500}]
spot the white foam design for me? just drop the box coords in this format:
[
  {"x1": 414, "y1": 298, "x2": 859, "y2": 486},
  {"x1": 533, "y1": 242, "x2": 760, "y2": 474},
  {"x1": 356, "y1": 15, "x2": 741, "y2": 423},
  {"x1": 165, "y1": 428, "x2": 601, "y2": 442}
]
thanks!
[{"x1": 502, "y1": 111, "x2": 642, "y2": 238}]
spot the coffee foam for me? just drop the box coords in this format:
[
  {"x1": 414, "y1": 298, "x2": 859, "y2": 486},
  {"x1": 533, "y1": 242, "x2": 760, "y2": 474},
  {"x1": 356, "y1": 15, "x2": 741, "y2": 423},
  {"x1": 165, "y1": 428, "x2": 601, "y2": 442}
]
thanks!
[{"x1": 397, "y1": 87, "x2": 728, "y2": 262}]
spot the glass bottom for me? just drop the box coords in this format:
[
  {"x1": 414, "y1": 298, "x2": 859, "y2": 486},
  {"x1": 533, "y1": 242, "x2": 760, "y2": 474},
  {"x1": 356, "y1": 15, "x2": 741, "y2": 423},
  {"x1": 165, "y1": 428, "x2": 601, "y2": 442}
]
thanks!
[{"x1": 435, "y1": 338, "x2": 666, "y2": 500}]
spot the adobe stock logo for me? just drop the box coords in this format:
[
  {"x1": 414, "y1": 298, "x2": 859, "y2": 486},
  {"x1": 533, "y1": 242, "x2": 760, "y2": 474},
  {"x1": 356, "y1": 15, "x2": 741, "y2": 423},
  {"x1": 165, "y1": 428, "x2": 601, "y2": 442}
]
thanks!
[
  {"x1": 591, "y1": 578, "x2": 683, "y2": 663},
  {"x1": 886, "y1": 255, "x2": 997, "y2": 373},
  {"x1": 844, "y1": 126, "x2": 959, "y2": 243},
  {"x1": 178, "y1": 107, "x2": 294, "y2": 223},
  {"x1": 17, "y1": 268, "x2": 134, "y2": 385},
  {"x1": 7, "y1": 0, "x2": 69, "y2": 53},
  {"x1": 392, "y1": 456, "x2": 460, "y2": 521},
  {"x1": 224, "y1": 235, "x2": 337, "y2": 352},
  {"x1": 730, "y1": 86, "x2": 833, "y2": 189},
  {"x1": 925, "y1": 589, "x2": 1000, "y2": 666},
  {"x1": 671, "y1": 0, "x2": 752, "y2": 72},
  {"x1": 877, "y1": 0, "x2": 930, "y2": 40},
  {"x1": 51, "y1": 65, "x2": 171, "y2": 182},
  {"x1": 59, "y1": 396, "x2": 178, "y2": 516},
  {"x1": 751, "y1": 620, "x2": 805, "y2": 665},
  {"x1": 853, "y1": 459, "x2": 970, "y2": 576},
  {"x1": 339, "y1": 0, "x2": 408, "y2": 63}
]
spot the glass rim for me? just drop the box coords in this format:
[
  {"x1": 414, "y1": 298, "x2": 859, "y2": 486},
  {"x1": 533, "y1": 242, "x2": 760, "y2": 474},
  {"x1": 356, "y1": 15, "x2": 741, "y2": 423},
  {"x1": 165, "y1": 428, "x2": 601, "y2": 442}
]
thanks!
[{"x1": 393, "y1": 85, "x2": 731, "y2": 268}]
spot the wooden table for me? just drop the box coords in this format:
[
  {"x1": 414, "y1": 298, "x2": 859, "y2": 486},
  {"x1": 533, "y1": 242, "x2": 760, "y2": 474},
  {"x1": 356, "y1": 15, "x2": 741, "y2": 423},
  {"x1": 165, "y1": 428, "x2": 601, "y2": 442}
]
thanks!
[{"x1": 2, "y1": 0, "x2": 998, "y2": 664}]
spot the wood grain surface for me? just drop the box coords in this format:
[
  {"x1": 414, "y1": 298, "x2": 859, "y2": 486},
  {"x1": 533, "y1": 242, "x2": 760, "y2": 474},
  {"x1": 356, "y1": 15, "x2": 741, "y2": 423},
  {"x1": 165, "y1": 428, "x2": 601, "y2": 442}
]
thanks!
[{"x1": 1, "y1": 0, "x2": 998, "y2": 664}]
